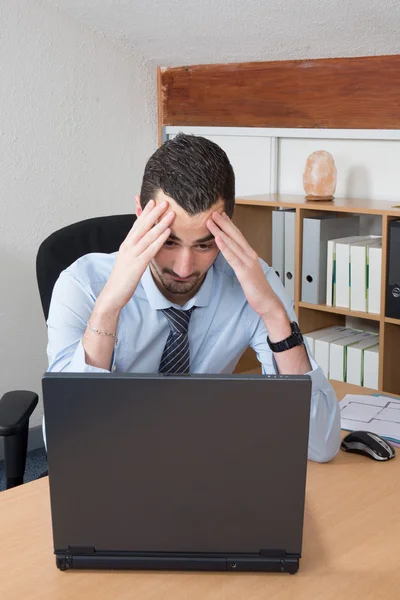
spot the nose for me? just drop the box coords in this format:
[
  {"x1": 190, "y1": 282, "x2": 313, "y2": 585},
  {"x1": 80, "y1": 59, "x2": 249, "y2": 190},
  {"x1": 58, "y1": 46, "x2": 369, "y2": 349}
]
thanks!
[{"x1": 173, "y1": 248, "x2": 195, "y2": 278}]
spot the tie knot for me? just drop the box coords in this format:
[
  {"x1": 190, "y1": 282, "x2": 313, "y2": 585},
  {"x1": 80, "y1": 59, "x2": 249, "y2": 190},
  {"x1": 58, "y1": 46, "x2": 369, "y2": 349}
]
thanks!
[{"x1": 161, "y1": 306, "x2": 195, "y2": 335}]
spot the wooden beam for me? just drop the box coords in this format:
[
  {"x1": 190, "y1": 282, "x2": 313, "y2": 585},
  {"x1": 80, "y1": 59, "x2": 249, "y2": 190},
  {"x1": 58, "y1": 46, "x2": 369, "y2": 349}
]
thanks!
[{"x1": 160, "y1": 55, "x2": 400, "y2": 129}]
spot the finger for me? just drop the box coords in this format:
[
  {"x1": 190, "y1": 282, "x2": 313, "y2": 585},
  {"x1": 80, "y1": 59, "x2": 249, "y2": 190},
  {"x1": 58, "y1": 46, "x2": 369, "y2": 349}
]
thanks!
[
  {"x1": 134, "y1": 198, "x2": 158, "y2": 225},
  {"x1": 211, "y1": 211, "x2": 250, "y2": 254},
  {"x1": 213, "y1": 234, "x2": 245, "y2": 271},
  {"x1": 140, "y1": 227, "x2": 171, "y2": 262},
  {"x1": 207, "y1": 219, "x2": 249, "y2": 264},
  {"x1": 213, "y1": 211, "x2": 244, "y2": 240},
  {"x1": 123, "y1": 199, "x2": 156, "y2": 240},
  {"x1": 135, "y1": 211, "x2": 175, "y2": 255},
  {"x1": 129, "y1": 201, "x2": 171, "y2": 243}
]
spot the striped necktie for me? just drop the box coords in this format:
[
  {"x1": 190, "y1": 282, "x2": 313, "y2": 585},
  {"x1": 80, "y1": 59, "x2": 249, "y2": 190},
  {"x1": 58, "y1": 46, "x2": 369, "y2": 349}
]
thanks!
[{"x1": 159, "y1": 307, "x2": 195, "y2": 374}]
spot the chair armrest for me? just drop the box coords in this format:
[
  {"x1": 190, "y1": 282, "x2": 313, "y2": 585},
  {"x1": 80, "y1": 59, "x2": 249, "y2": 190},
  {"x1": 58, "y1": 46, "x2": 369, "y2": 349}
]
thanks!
[{"x1": 0, "y1": 391, "x2": 39, "y2": 436}]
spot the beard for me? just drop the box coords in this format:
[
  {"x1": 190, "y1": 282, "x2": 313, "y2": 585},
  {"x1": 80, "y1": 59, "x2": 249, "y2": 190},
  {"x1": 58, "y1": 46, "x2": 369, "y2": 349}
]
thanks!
[{"x1": 151, "y1": 263, "x2": 204, "y2": 295}]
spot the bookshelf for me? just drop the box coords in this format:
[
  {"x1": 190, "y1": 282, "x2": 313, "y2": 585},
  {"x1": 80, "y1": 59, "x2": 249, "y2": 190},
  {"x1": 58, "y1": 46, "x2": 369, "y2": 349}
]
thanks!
[{"x1": 232, "y1": 193, "x2": 400, "y2": 396}]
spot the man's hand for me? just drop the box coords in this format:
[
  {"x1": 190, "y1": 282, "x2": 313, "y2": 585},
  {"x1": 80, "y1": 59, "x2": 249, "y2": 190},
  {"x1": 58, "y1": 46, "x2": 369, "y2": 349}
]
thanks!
[
  {"x1": 207, "y1": 211, "x2": 311, "y2": 374},
  {"x1": 207, "y1": 212, "x2": 285, "y2": 323},
  {"x1": 96, "y1": 200, "x2": 175, "y2": 314}
]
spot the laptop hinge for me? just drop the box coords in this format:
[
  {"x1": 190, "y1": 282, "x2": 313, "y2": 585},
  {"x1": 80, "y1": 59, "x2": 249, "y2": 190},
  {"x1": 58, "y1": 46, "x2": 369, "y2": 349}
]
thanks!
[
  {"x1": 67, "y1": 546, "x2": 95, "y2": 555},
  {"x1": 226, "y1": 550, "x2": 300, "y2": 573},
  {"x1": 55, "y1": 549, "x2": 300, "y2": 572}
]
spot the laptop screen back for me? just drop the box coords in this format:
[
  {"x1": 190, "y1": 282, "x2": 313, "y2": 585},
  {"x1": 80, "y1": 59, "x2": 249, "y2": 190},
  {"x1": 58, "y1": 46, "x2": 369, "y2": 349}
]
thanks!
[{"x1": 43, "y1": 373, "x2": 311, "y2": 557}]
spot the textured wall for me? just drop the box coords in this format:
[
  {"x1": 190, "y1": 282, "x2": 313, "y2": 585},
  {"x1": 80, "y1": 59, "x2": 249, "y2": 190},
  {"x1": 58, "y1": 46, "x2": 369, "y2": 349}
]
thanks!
[
  {"x1": 0, "y1": 0, "x2": 157, "y2": 427},
  {"x1": 48, "y1": 0, "x2": 400, "y2": 67}
]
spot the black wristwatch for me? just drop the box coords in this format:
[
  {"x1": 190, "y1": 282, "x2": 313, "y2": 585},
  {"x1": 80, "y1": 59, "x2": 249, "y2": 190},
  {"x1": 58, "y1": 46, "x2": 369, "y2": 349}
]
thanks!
[{"x1": 267, "y1": 321, "x2": 304, "y2": 353}]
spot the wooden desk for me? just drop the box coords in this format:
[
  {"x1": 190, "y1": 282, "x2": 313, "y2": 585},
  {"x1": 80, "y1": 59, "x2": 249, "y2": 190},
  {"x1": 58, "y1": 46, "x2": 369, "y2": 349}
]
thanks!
[{"x1": 1, "y1": 382, "x2": 400, "y2": 599}]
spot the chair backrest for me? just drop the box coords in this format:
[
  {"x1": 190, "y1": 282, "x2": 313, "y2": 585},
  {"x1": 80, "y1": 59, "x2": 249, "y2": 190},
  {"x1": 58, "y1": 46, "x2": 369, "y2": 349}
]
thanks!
[{"x1": 36, "y1": 214, "x2": 136, "y2": 321}]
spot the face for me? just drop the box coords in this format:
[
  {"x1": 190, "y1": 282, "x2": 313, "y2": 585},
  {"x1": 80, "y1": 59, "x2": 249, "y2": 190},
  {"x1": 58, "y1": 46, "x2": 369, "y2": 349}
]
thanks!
[{"x1": 136, "y1": 192, "x2": 224, "y2": 304}]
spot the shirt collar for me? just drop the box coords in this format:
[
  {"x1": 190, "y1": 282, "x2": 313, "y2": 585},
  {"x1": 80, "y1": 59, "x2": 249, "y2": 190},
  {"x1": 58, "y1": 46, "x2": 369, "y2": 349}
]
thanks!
[{"x1": 141, "y1": 264, "x2": 214, "y2": 310}]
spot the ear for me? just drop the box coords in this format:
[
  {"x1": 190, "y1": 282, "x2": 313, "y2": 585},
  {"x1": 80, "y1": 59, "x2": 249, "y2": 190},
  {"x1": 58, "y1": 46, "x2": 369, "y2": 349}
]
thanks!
[{"x1": 135, "y1": 195, "x2": 142, "y2": 216}]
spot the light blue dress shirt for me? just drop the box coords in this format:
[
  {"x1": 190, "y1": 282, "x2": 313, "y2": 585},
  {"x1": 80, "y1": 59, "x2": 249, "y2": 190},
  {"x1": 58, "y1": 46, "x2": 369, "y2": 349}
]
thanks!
[{"x1": 47, "y1": 252, "x2": 341, "y2": 462}]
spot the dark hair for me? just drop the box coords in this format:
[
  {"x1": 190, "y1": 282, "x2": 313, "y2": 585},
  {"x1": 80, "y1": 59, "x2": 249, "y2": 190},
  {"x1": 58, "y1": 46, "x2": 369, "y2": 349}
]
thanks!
[{"x1": 140, "y1": 133, "x2": 235, "y2": 217}]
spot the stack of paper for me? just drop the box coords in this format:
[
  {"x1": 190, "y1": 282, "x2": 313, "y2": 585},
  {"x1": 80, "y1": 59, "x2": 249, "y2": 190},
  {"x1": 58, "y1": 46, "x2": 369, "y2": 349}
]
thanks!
[{"x1": 340, "y1": 394, "x2": 400, "y2": 445}]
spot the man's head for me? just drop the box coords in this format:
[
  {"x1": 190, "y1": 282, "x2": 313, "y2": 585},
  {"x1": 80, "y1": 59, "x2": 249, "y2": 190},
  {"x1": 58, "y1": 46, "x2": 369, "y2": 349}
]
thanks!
[
  {"x1": 139, "y1": 133, "x2": 235, "y2": 218},
  {"x1": 136, "y1": 134, "x2": 235, "y2": 304}
]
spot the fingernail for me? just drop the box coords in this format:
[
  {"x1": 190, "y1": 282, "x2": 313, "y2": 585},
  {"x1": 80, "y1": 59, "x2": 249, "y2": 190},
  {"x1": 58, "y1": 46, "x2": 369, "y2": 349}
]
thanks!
[
  {"x1": 160, "y1": 200, "x2": 168, "y2": 208},
  {"x1": 148, "y1": 199, "x2": 155, "y2": 207}
]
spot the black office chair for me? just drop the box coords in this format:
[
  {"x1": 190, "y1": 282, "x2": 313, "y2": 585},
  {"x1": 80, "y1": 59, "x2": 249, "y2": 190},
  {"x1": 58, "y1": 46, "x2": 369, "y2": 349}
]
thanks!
[{"x1": 0, "y1": 213, "x2": 136, "y2": 489}]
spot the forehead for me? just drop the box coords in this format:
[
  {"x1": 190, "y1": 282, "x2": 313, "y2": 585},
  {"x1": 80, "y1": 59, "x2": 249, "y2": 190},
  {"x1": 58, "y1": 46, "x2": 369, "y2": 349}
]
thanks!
[{"x1": 154, "y1": 190, "x2": 224, "y2": 242}]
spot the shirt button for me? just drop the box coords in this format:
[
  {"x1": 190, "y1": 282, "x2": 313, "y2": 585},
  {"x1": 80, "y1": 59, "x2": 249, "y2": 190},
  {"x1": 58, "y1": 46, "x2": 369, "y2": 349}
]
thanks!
[{"x1": 112, "y1": 365, "x2": 117, "y2": 372}]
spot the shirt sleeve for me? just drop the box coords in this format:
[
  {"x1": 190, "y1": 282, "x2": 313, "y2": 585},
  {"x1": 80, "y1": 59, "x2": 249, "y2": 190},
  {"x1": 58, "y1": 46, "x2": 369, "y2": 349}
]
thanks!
[
  {"x1": 46, "y1": 270, "x2": 116, "y2": 373},
  {"x1": 248, "y1": 266, "x2": 341, "y2": 464}
]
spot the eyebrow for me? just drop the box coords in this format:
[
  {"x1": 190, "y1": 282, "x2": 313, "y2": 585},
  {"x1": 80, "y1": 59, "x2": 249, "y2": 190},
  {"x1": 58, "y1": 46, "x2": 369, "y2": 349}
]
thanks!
[{"x1": 168, "y1": 233, "x2": 215, "y2": 244}]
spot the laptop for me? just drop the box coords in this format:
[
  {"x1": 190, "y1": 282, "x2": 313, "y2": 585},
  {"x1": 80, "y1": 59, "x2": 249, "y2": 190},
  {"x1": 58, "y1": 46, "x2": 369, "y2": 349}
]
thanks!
[{"x1": 42, "y1": 372, "x2": 311, "y2": 573}]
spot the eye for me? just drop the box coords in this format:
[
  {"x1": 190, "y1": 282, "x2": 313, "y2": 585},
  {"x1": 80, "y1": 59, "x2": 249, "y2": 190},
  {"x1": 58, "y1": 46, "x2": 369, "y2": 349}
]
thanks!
[
  {"x1": 196, "y1": 243, "x2": 215, "y2": 251},
  {"x1": 164, "y1": 240, "x2": 177, "y2": 248}
]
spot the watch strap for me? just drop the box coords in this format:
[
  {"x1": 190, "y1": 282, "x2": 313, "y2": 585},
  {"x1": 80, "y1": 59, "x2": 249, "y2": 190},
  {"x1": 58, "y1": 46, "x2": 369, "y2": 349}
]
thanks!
[{"x1": 267, "y1": 321, "x2": 304, "y2": 353}]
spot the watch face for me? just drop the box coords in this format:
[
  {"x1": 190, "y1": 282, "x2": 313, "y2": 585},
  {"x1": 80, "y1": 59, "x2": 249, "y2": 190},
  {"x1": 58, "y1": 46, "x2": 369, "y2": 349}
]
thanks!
[{"x1": 291, "y1": 321, "x2": 301, "y2": 334}]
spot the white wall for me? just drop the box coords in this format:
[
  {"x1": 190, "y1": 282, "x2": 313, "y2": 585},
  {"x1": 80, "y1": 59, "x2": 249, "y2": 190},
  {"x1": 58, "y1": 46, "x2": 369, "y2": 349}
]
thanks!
[
  {"x1": 165, "y1": 127, "x2": 400, "y2": 201},
  {"x1": 0, "y1": 0, "x2": 157, "y2": 429},
  {"x1": 278, "y1": 138, "x2": 400, "y2": 201}
]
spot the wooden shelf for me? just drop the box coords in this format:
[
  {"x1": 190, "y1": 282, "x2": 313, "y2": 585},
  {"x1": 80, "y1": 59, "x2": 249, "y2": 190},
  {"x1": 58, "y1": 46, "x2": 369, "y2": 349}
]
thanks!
[
  {"x1": 298, "y1": 302, "x2": 381, "y2": 322},
  {"x1": 385, "y1": 317, "x2": 400, "y2": 326},
  {"x1": 236, "y1": 194, "x2": 400, "y2": 216},
  {"x1": 233, "y1": 193, "x2": 400, "y2": 395}
]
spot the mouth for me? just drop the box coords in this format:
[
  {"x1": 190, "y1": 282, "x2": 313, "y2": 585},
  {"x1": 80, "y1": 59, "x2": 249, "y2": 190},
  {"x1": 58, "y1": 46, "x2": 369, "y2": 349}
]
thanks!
[{"x1": 170, "y1": 274, "x2": 195, "y2": 282}]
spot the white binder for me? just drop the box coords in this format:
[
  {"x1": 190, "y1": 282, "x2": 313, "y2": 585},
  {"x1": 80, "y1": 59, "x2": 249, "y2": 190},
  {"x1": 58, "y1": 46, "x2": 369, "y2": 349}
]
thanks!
[
  {"x1": 327, "y1": 235, "x2": 363, "y2": 307},
  {"x1": 350, "y1": 238, "x2": 382, "y2": 312},
  {"x1": 302, "y1": 215, "x2": 360, "y2": 305},
  {"x1": 314, "y1": 328, "x2": 358, "y2": 379},
  {"x1": 335, "y1": 236, "x2": 376, "y2": 308},
  {"x1": 326, "y1": 240, "x2": 335, "y2": 307},
  {"x1": 367, "y1": 242, "x2": 382, "y2": 314},
  {"x1": 329, "y1": 331, "x2": 378, "y2": 382},
  {"x1": 272, "y1": 210, "x2": 285, "y2": 283},
  {"x1": 304, "y1": 325, "x2": 348, "y2": 357},
  {"x1": 363, "y1": 344, "x2": 380, "y2": 390},
  {"x1": 347, "y1": 335, "x2": 380, "y2": 386},
  {"x1": 284, "y1": 210, "x2": 296, "y2": 300}
]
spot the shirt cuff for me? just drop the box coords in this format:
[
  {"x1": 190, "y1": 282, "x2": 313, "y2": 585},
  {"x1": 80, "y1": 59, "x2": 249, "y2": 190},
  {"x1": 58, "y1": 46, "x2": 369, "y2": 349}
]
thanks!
[
  {"x1": 304, "y1": 355, "x2": 325, "y2": 395},
  {"x1": 270, "y1": 351, "x2": 322, "y2": 394}
]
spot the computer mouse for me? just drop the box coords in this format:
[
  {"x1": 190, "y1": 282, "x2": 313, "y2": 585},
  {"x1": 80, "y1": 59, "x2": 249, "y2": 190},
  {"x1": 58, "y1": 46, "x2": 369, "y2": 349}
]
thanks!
[{"x1": 340, "y1": 430, "x2": 396, "y2": 461}]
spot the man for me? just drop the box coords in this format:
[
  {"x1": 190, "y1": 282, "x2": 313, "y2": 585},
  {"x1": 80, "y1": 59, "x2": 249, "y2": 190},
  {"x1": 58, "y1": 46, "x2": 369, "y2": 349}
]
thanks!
[{"x1": 47, "y1": 133, "x2": 340, "y2": 462}]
